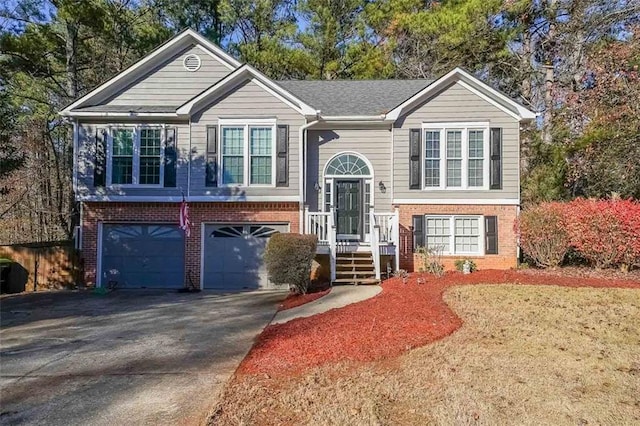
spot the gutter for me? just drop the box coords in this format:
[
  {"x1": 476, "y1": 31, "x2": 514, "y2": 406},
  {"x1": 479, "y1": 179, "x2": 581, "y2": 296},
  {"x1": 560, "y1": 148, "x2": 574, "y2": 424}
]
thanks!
[
  {"x1": 60, "y1": 111, "x2": 179, "y2": 118},
  {"x1": 319, "y1": 114, "x2": 388, "y2": 122}
]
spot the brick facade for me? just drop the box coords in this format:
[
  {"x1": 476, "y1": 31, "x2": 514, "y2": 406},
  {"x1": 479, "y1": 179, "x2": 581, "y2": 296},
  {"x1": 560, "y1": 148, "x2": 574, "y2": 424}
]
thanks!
[
  {"x1": 81, "y1": 202, "x2": 300, "y2": 287},
  {"x1": 397, "y1": 204, "x2": 518, "y2": 272}
]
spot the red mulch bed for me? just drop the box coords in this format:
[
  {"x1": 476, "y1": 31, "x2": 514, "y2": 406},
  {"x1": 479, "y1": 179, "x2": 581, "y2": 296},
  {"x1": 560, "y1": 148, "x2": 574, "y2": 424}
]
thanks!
[
  {"x1": 278, "y1": 285, "x2": 331, "y2": 311},
  {"x1": 238, "y1": 269, "x2": 640, "y2": 377}
]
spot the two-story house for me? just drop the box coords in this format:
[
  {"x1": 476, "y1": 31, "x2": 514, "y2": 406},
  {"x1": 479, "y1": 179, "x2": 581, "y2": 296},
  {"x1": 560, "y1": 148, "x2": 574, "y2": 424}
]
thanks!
[{"x1": 61, "y1": 29, "x2": 535, "y2": 291}]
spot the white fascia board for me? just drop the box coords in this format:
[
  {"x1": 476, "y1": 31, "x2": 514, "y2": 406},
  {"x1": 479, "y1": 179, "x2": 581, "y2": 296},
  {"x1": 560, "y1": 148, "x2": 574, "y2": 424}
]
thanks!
[
  {"x1": 319, "y1": 115, "x2": 387, "y2": 121},
  {"x1": 61, "y1": 111, "x2": 179, "y2": 118},
  {"x1": 187, "y1": 30, "x2": 241, "y2": 69},
  {"x1": 455, "y1": 68, "x2": 536, "y2": 121},
  {"x1": 77, "y1": 195, "x2": 300, "y2": 202},
  {"x1": 385, "y1": 67, "x2": 536, "y2": 122},
  {"x1": 176, "y1": 66, "x2": 247, "y2": 115},
  {"x1": 61, "y1": 29, "x2": 240, "y2": 114},
  {"x1": 392, "y1": 198, "x2": 520, "y2": 205},
  {"x1": 177, "y1": 64, "x2": 316, "y2": 117}
]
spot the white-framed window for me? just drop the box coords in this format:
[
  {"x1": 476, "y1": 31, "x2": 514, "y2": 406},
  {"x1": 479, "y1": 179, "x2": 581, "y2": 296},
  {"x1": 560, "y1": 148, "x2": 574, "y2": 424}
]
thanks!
[
  {"x1": 219, "y1": 119, "x2": 276, "y2": 187},
  {"x1": 422, "y1": 122, "x2": 489, "y2": 190},
  {"x1": 107, "y1": 125, "x2": 165, "y2": 186},
  {"x1": 425, "y1": 215, "x2": 484, "y2": 255}
]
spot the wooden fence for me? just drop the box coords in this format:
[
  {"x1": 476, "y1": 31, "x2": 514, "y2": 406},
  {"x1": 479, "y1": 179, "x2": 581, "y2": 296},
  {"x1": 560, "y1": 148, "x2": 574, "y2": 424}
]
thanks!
[{"x1": 0, "y1": 241, "x2": 81, "y2": 292}]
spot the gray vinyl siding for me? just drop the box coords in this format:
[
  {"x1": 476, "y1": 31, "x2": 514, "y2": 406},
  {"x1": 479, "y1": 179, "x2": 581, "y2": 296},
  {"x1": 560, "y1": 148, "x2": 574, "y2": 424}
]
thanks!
[
  {"x1": 189, "y1": 79, "x2": 304, "y2": 198},
  {"x1": 102, "y1": 45, "x2": 233, "y2": 107},
  {"x1": 306, "y1": 127, "x2": 393, "y2": 212},
  {"x1": 76, "y1": 120, "x2": 189, "y2": 198},
  {"x1": 393, "y1": 81, "x2": 520, "y2": 201}
]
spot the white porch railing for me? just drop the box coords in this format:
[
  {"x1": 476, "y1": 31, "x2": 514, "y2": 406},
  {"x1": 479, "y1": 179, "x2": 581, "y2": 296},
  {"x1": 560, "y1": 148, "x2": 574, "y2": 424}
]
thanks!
[
  {"x1": 373, "y1": 212, "x2": 397, "y2": 244},
  {"x1": 369, "y1": 210, "x2": 381, "y2": 280},
  {"x1": 304, "y1": 207, "x2": 330, "y2": 244},
  {"x1": 328, "y1": 208, "x2": 337, "y2": 282},
  {"x1": 304, "y1": 206, "x2": 400, "y2": 281}
]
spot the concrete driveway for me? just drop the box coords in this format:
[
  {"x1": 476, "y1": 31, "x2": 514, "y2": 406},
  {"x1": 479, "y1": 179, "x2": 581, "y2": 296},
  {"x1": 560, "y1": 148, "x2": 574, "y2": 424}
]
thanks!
[{"x1": 0, "y1": 289, "x2": 285, "y2": 425}]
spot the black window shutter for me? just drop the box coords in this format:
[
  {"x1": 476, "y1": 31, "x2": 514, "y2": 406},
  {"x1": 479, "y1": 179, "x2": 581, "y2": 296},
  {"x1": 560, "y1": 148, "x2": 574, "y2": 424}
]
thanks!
[
  {"x1": 205, "y1": 125, "x2": 217, "y2": 187},
  {"x1": 94, "y1": 128, "x2": 107, "y2": 187},
  {"x1": 412, "y1": 215, "x2": 425, "y2": 251},
  {"x1": 164, "y1": 128, "x2": 177, "y2": 187},
  {"x1": 485, "y1": 216, "x2": 498, "y2": 254},
  {"x1": 409, "y1": 129, "x2": 422, "y2": 189},
  {"x1": 490, "y1": 128, "x2": 502, "y2": 190},
  {"x1": 276, "y1": 124, "x2": 289, "y2": 187}
]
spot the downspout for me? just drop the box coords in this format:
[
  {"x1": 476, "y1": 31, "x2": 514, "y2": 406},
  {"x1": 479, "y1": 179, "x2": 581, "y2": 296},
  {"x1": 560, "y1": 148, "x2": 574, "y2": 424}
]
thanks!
[
  {"x1": 299, "y1": 116, "x2": 319, "y2": 233},
  {"x1": 188, "y1": 117, "x2": 192, "y2": 199},
  {"x1": 389, "y1": 121, "x2": 394, "y2": 204}
]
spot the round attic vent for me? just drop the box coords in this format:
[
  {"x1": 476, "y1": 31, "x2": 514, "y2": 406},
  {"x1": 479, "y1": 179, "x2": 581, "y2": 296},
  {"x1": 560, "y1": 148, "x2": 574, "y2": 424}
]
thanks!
[{"x1": 183, "y1": 54, "x2": 201, "y2": 72}]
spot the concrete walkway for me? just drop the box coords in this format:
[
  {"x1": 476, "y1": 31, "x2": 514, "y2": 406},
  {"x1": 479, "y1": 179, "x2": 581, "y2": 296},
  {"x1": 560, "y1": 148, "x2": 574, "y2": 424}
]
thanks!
[{"x1": 272, "y1": 284, "x2": 382, "y2": 325}]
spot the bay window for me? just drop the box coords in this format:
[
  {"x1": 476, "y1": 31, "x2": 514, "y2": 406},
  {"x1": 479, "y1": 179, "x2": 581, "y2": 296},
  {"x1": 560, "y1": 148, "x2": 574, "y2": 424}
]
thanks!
[{"x1": 422, "y1": 123, "x2": 489, "y2": 190}]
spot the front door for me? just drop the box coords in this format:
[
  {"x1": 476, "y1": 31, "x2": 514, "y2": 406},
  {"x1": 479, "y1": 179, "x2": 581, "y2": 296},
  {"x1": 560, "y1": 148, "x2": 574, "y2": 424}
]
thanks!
[{"x1": 336, "y1": 180, "x2": 361, "y2": 239}]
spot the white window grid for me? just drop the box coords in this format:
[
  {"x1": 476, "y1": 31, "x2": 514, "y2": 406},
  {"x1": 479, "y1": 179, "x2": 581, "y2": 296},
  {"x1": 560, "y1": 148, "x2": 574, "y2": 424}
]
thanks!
[
  {"x1": 218, "y1": 119, "x2": 276, "y2": 187},
  {"x1": 425, "y1": 215, "x2": 485, "y2": 255},
  {"x1": 421, "y1": 122, "x2": 490, "y2": 190},
  {"x1": 106, "y1": 125, "x2": 165, "y2": 187}
]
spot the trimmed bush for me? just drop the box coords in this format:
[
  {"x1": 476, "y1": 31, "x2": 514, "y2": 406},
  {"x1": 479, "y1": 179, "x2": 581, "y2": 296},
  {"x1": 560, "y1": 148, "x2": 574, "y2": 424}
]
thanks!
[
  {"x1": 565, "y1": 199, "x2": 640, "y2": 270},
  {"x1": 454, "y1": 258, "x2": 477, "y2": 273},
  {"x1": 264, "y1": 233, "x2": 318, "y2": 294},
  {"x1": 515, "y1": 203, "x2": 570, "y2": 268}
]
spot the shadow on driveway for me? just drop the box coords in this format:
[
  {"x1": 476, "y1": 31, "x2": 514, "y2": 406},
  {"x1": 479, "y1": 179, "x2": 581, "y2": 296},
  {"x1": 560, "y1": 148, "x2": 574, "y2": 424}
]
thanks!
[{"x1": 0, "y1": 289, "x2": 286, "y2": 425}]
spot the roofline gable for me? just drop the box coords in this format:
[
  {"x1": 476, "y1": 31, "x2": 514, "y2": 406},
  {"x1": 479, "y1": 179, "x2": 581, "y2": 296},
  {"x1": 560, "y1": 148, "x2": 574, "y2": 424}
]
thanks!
[
  {"x1": 176, "y1": 64, "x2": 318, "y2": 117},
  {"x1": 385, "y1": 67, "x2": 536, "y2": 122},
  {"x1": 60, "y1": 29, "x2": 241, "y2": 115}
]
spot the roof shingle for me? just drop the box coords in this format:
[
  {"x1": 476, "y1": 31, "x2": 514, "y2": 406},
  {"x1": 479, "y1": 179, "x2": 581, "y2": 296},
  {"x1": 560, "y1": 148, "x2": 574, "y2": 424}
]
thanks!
[{"x1": 276, "y1": 79, "x2": 433, "y2": 116}]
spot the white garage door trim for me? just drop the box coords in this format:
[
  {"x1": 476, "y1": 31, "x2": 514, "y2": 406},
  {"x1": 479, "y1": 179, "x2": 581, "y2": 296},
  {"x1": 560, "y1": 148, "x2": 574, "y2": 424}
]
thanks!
[
  {"x1": 97, "y1": 221, "x2": 184, "y2": 288},
  {"x1": 199, "y1": 222, "x2": 290, "y2": 290}
]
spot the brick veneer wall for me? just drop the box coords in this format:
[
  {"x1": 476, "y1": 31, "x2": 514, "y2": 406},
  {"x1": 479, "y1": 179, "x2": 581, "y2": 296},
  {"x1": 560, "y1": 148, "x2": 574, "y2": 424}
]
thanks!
[
  {"x1": 81, "y1": 202, "x2": 300, "y2": 287},
  {"x1": 397, "y1": 204, "x2": 518, "y2": 271}
]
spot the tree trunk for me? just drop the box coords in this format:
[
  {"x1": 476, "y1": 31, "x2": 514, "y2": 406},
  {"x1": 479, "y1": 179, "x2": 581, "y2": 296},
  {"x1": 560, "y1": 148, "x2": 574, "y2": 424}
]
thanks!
[
  {"x1": 65, "y1": 20, "x2": 79, "y2": 99},
  {"x1": 542, "y1": 63, "x2": 554, "y2": 144}
]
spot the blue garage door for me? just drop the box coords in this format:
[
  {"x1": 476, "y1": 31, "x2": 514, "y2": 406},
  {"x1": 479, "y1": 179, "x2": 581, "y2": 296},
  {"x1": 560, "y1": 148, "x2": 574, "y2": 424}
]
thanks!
[
  {"x1": 202, "y1": 224, "x2": 288, "y2": 291},
  {"x1": 101, "y1": 224, "x2": 184, "y2": 289}
]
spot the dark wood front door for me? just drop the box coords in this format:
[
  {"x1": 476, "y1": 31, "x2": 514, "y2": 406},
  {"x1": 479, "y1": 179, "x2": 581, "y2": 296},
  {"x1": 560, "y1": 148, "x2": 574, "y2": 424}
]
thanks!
[{"x1": 336, "y1": 180, "x2": 361, "y2": 239}]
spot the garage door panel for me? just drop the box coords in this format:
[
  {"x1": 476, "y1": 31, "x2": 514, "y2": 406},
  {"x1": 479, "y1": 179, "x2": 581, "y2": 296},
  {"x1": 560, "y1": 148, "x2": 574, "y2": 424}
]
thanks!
[
  {"x1": 101, "y1": 224, "x2": 184, "y2": 289},
  {"x1": 202, "y1": 224, "x2": 288, "y2": 291}
]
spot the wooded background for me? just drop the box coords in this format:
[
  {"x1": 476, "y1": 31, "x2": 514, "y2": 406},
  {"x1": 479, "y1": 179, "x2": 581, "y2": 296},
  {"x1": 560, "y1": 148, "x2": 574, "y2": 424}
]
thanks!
[{"x1": 1, "y1": 0, "x2": 639, "y2": 245}]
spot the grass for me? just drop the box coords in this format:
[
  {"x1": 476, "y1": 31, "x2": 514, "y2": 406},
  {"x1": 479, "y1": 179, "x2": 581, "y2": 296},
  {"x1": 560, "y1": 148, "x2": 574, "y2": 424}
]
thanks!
[{"x1": 210, "y1": 284, "x2": 640, "y2": 425}]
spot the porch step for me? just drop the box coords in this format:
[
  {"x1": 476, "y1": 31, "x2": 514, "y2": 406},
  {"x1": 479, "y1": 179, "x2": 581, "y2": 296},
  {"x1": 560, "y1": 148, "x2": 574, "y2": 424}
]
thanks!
[
  {"x1": 333, "y1": 278, "x2": 380, "y2": 285},
  {"x1": 336, "y1": 263, "x2": 376, "y2": 269},
  {"x1": 334, "y1": 251, "x2": 377, "y2": 285},
  {"x1": 336, "y1": 252, "x2": 373, "y2": 260},
  {"x1": 336, "y1": 269, "x2": 375, "y2": 277}
]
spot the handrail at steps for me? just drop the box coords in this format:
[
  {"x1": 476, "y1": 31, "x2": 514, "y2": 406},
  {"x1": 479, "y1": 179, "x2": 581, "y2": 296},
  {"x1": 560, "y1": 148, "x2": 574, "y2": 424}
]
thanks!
[
  {"x1": 328, "y1": 206, "x2": 337, "y2": 282},
  {"x1": 369, "y1": 209, "x2": 381, "y2": 280}
]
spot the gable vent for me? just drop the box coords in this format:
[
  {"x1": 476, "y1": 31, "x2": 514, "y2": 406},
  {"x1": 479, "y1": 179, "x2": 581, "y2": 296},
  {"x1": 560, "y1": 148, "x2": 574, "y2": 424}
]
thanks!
[{"x1": 183, "y1": 54, "x2": 201, "y2": 72}]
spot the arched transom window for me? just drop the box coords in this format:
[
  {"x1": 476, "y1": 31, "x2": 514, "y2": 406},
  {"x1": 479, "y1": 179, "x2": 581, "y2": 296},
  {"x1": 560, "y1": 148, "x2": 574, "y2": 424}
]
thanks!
[{"x1": 325, "y1": 153, "x2": 371, "y2": 176}]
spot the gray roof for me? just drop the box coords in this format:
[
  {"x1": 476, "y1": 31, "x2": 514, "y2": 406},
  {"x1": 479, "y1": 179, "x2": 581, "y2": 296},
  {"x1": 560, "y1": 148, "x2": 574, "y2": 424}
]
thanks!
[
  {"x1": 74, "y1": 105, "x2": 178, "y2": 113},
  {"x1": 276, "y1": 79, "x2": 433, "y2": 116}
]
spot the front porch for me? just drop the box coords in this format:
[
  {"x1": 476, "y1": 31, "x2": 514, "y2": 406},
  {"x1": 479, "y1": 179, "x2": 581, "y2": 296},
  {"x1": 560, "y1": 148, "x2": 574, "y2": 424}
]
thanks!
[{"x1": 304, "y1": 207, "x2": 400, "y2": 284}]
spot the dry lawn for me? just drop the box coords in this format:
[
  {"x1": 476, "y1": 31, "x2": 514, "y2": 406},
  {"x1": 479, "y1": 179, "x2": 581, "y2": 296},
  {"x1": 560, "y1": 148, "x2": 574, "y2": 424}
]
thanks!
[{"x1": 211, "y1": 284, "x2": 640, "y2": 425}]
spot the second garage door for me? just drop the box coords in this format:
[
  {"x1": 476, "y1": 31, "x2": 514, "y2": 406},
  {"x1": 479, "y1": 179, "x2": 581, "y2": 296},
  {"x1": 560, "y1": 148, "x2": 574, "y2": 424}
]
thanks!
[{"x1": 202, "y1": 224, "x2": 288, "y2": 291}]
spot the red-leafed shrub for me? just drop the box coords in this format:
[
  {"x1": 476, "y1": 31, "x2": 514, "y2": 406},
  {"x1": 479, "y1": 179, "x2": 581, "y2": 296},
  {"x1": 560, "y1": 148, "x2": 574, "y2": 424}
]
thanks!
[
  {"x1": 515, "y1": 203, "x2": 571, "y2": 268},
  {"x1": 565, "y1": 199, "x2": 640, "y2": 270}
]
